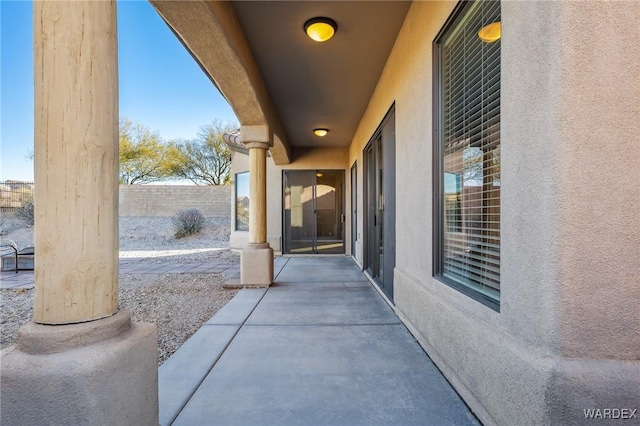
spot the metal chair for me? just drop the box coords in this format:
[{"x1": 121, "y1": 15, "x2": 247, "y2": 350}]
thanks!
[{"x1": 0, "y1": 239, "x2": 34, "y2": 273}]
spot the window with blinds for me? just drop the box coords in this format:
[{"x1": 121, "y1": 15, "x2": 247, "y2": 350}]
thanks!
[{"x1": 434, "y1": 0, "x2": 501, "y2": 308}]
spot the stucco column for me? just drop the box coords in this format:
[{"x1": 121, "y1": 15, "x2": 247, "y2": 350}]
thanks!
[
  {"x1": 248, "y1": 142, "x2": 268, "y2": 244},
  {"x1": 1, "y1": 3, "x2": 158, "y2": 424},
  {"x1": 33, "y1": 0, "x2": 118, "y2": 324},
  {"x1": 240, "y1": 126, "x2": 274, "y2": 286}
]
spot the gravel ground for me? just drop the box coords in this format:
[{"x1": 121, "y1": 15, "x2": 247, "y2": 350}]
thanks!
[
  {"x1": 0, "y1": 216, "x2": 240, "y2": 365},
  {"x1": 119, "y1": 216, "x2": 230, "y2": 251}
]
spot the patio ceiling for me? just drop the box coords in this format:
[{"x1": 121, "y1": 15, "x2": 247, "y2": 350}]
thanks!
[
  {"x1": 150, "y1": 0, "x2": 411, "y2": 161},
  {"x1": 230, "y1": 1, "x2": 411, "y2": 149}
]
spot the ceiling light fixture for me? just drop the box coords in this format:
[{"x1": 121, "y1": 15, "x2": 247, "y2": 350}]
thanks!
[
  {"x1": 313, "y1": 128, "x2": 329, "y2": 137},
  {"x1": 304, "y1": 17, "x2": 337, "y2": 42},
  {"x1": 478, "y1": 22, "x2": 501, "y2": 43}
]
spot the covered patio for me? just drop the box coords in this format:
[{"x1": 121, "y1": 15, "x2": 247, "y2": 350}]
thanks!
[
  {"x1": 159, "y1": 256, "x2": 479, "y2": 426},
  {"x1": 3, "y1": 1, "x2": 638, "y2": 424}
]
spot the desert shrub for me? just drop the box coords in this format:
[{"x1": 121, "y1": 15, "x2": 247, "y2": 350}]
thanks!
[
  {"x1": 172, "y1": 208, "x2": 205, "y2": 239},
  {"x1": 16, "y1": 200, "x2": 35, "y2": 226}
]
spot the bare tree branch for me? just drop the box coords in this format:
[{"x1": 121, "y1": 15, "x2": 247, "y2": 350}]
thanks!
[{"x1": 168, "y1": 119, "x2": 236, "y2": 186}]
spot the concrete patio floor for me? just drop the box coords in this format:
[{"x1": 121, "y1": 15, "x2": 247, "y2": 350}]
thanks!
[
  {"x1": 159, "y1": 256, "x2": 480, "y2": 426},
  {"x1": 0, "y1": 269, "x2": 35, "y2": 289}
]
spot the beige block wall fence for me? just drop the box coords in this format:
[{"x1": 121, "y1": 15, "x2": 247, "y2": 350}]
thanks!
[{"x1": 119, "y1": 185, "x2": 231, "y2": 218}]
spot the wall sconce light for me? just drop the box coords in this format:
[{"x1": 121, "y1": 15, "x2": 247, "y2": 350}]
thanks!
[
  {"x1": 313, "y1": 128, "x2": 329, "y2": 137},
  {"x1": 304, "y1": 17, "x2": 337, "y2": 42},
  {"x1": 478, "y1": 22, "x2": 501, "y2": 43}
]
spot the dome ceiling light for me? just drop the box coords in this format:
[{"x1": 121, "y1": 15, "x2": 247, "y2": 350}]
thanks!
[
  {"x1": 313, "y1": 128, "x2": 329, "y2": 137},
  {"x1": 478, "y1": 22, "x2": 501, "y2": 43},
  {"x1": 304, "y1": 17, "x2": 337, "y2": 42}
]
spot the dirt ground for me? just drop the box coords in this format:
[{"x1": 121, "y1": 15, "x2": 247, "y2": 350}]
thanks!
[{"x1": 0, "y1": 214, "x2": 239, "y2": 365}]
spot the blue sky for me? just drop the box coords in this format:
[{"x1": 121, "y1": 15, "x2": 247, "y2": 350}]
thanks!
[{"x1": 1, "y1": 0, "x2": 238, "y2": 182}]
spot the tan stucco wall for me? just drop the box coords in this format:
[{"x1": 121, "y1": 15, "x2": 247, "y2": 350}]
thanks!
[{"x1": 347, "y1": 1, "x2": 640, "y2": 425}]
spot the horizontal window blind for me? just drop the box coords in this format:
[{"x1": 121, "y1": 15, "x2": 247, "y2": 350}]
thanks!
[{"x1": 438, "y1": 0, "x2": 501, "y2": 302}]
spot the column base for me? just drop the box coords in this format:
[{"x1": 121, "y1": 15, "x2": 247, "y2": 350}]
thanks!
[
  {"x1": 241, "y1": 243, "x2": 274, "y2": 287},
  {"x1": 0, "y1": 309, "x2": 158, "y2": 426}
]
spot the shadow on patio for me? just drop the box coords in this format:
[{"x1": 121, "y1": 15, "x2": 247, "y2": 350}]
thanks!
[{"x1": 159, "y1": 256, "x2": 480, "y2": 426}]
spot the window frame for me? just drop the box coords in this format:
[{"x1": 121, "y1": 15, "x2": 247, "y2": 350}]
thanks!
[
  {"x1": 432, "y1": 0, "x2": 501, "y2": 312},
  {"x1": 235, "y1": 171, "x2": 250, "y2": 232}
]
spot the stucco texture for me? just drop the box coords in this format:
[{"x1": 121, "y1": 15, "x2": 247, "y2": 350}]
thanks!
[{"x1": 348, "y1": 1, "x2": 640, "y2": 425}]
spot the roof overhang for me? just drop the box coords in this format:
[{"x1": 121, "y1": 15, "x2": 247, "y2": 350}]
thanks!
[{"x1": 150, "y1": 1, "x2": 411, "y2": 163}]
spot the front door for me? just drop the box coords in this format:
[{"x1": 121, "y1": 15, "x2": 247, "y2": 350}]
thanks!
[
  {"x1": 283, "y1": 170, "x2": 345, "y2": 254},
  {"x1": 364, "y1": 108, "x2": 396, "y2": 300}
]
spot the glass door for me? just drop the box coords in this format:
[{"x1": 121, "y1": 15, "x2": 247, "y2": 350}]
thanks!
[
  {"x1": 283, "y1": 170, "x2": 344, "y2": 254},
  {"x1": 351, "y1": 162, "x2": 357, "y2": 258},
  {"x1": 364, "y1": 107, "x2": 395, "y2": 301},
  {"x1": 365, "y1": 138, "x2": 383, "y2": 279},
  {"x1": 284, "y1": 171, "x2": 316, "y2": 253},
  {"x1": 315, "y1": 171, "x2": 344, "y2": 254}
]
